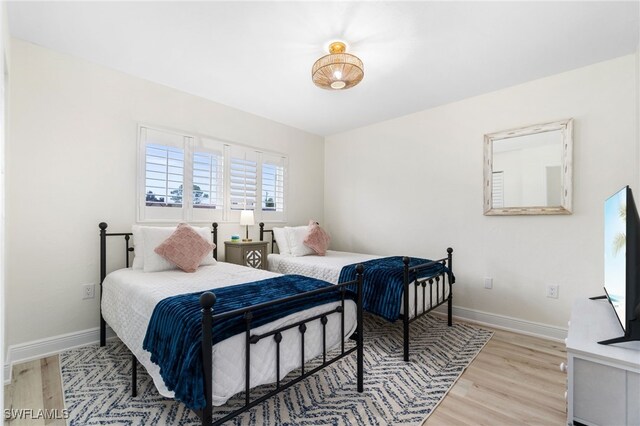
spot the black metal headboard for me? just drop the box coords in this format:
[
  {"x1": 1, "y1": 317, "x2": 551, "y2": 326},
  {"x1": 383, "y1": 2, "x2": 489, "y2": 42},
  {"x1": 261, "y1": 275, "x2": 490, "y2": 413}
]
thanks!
[
  {"x1": 258, "y1": 222, "x2": 277, "y2": 253},
  {"x1": 97, "y1": 222, "x2": 218, "y2": 345},
  {"x1": 259, "y1": 222, "x2": 320, "y2": 254}
]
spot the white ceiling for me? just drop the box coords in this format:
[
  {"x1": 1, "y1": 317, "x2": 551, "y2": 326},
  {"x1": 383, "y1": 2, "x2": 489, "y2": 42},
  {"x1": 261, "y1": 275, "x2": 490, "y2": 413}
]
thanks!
[{"x1": 7, "y1": 1, "x2": 640, "y2": 136}]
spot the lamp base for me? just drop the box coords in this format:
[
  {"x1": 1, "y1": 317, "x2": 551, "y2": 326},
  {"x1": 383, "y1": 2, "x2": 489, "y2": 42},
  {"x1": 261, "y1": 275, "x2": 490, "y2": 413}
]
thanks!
[{"x1": 242, "y1": 238, "x2": 253, "y2": 242}]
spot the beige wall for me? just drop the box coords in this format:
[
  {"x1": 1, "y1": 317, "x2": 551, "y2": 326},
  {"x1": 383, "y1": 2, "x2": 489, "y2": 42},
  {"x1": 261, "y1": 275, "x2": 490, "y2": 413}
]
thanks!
[
  {"x1": 6, "y1": 39, "x2": 325, "y2": 347},
  {"x1": 325, "y1": 54, "x2": 638, "y2": 332}
]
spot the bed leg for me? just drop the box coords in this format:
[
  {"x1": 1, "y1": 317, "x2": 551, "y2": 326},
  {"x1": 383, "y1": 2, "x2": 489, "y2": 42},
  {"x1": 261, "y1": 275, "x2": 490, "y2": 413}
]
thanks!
[
  {"x1": 447, "y1": 248, "x2": 453, "y2": 327},
  {"x1": 200, "y1": 292, "x2": 216, "y2": 426},
  {"x1": 402, "y1": 257, "x2": 410, "y2": 362},
  {"x1": 355, "y1": 264, "x2": 364, "y2": 393},
  {"x1": 131, "y1": 353, "x2": 137, "y2": 398},
  {"x1": 100, "y1": 317, "x2": 106, "y2": 347}
]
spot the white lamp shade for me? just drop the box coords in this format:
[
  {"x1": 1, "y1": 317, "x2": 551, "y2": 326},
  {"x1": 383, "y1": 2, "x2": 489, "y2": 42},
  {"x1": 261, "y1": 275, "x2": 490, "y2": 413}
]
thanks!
[{"x1": 240, "y1": 210, "x2": 255, "y2": 226}]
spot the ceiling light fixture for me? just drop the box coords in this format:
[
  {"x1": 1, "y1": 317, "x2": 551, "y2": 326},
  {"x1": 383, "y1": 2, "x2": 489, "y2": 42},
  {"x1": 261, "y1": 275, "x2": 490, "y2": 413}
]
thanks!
[{"x1": 312, "y1": 41, "x2": 364, "y2": 90}]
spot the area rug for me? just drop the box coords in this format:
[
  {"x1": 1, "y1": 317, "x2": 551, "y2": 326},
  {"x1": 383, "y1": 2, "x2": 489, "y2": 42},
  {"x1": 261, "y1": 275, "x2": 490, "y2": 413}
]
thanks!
[{"x1": 60, "y1": 314, "x2": 492, "y2": 425}]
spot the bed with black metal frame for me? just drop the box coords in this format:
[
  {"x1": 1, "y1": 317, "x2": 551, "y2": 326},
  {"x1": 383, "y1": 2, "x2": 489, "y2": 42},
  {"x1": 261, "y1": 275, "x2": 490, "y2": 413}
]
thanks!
[
  {"x1": 259, "y1": 222, "x2": 454, "y2": 362},
  {"x1": 98, "y1": 222, "x2": 365, "y2": 426}
]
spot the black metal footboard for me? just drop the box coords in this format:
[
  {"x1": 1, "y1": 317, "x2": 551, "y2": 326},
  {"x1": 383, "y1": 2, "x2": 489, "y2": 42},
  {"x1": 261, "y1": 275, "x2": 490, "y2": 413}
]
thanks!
[
  {"x1": 199, "y1": 266, "x2": 364, "y2": 426},
  {"x1": 401, "y1": 248, "x2": 454, "y2": 361},
  {"x1": 258, "y1": 223, "x2": 455, "y2": 363}
]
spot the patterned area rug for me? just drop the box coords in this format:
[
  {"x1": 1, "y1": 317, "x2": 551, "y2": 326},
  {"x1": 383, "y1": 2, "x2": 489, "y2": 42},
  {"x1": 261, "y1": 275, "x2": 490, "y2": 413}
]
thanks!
[{"x1": 61, "y1": 315, "x2": 492, "y2": 425}]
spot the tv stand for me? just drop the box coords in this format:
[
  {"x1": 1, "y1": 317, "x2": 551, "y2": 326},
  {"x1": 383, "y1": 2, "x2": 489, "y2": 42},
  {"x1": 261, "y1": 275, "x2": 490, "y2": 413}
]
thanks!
[
  {"x1": 588, "y1": 295, "x2": 607, "y2": 300},
  {"x1": 599, "y1": 334, "x2": 639, "y2": 346},
  {"x1": 566, "y1": 299, "x2": 640, "y2": 425}
]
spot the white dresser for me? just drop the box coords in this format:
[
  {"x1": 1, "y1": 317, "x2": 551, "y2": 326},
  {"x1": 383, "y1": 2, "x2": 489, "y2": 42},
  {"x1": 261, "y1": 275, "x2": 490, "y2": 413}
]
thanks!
[{"x1": 566, "y1": 298, "x2": 640, "y2": 426}]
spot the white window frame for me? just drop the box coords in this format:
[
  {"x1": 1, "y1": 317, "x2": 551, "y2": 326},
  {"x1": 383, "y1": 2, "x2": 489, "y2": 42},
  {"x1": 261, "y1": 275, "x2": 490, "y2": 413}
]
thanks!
[{"x1": 137, "y1": 124, "x2": 288, "y2": 224}]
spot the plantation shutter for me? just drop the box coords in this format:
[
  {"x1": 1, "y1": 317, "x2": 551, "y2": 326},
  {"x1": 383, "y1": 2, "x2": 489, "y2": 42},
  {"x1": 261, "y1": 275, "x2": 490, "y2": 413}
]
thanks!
[
  {"x1": 261, "y1": 153, "x2": 287, "y2": 221},
  {"x1": 228, "y1": 147, "x2": 258, "y2": 211},
  {"x1": 492, "y1": 171, "x2": 504, "y2": 208},
  {"x1": 138, "y1": 125, "x2": 289, "y2": 224},
  {"x1": 138, "y1": 127, "x2": 189, "y2": 222},
  {"x1": 191, "y1": 138, "x2": 225, "y2": 222}
]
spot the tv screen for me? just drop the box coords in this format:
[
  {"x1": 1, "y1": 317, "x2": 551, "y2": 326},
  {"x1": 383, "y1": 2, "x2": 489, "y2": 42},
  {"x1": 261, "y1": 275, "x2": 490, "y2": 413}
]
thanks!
[{"x1": 604, "y1": 186, "x2": 628, "y2": 330}]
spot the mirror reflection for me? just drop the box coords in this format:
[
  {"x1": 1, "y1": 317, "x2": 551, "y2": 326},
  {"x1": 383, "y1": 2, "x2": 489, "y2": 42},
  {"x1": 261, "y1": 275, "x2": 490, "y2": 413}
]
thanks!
[{"x1": 492, "y1": 131, "x2": 562, "y2": 208}]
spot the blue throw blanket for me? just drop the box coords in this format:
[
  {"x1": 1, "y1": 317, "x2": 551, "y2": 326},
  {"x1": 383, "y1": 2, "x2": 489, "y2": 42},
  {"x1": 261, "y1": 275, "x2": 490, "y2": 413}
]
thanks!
[
  {"x1": 338, "y1": 256, "x2": 448, "y2": 322},
  {"x1": 143, "y1": 274, "x2": 354, "y2": 410}
]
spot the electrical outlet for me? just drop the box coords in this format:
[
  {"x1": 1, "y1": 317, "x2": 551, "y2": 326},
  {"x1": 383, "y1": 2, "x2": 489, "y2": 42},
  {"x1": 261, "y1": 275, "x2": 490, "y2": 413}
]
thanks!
[
  {"x1": 82, "y1": 283, "x2": 95, "y2": 300},
  {"x1": 484, "y1": 277, "x2": 493, "y2": 289},
  {"x1": 546, "y1": 284, "x2": 559, "y2": 299}
]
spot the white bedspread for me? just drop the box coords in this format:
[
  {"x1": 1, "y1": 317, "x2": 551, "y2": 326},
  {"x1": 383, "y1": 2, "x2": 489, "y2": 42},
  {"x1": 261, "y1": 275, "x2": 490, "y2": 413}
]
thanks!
[
  {"x1": 268, "y1": 250, "x2": 439, "y2": 318},
  {"x1": 101, "y1": 262, "x2": 356, "y2": 406}
]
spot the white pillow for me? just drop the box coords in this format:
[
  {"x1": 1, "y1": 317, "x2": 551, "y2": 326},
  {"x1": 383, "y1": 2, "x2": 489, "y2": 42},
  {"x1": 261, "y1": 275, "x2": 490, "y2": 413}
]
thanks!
[
  {"x1": 272, "y1": 227, "x2": 291, "y2": 255},
  {"x1": 133, "y1": 225, "x2": 216, "y2": 272},
  {"x1": 285, "y1": 225, "x2": 316, "y2": 257},
  {"x1": 132, "y1": 225, "x2": 145, "y2": 270}
]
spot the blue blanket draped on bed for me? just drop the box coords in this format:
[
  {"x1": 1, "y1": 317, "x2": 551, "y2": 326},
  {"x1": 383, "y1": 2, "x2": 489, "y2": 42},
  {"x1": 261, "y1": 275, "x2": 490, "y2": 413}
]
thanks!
[
  {"x1": 142, "y1": 274, "x2": 354, "y2": 410},
  {"x1": 338, "y1": 256, "x2": 448, "y2": 322}
]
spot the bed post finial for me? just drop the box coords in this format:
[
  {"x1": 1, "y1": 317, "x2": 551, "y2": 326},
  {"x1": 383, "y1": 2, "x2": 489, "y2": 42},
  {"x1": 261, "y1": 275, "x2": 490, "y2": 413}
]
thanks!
[
  {"x1": 200, "y1": 291, "x2": 216, "y2": 310},
  {"x1": 211, "y1": 223, "x2": 218, "y2": 260},
  {"x1": 402, "y1": 256, "x2": 410, "y2": 265},
  {"x1": 99, "y1": 222, "x2": 108, "y2": 231},
  {"x1": 259, "y1": 222, "x2": 265, "y2": 242}
]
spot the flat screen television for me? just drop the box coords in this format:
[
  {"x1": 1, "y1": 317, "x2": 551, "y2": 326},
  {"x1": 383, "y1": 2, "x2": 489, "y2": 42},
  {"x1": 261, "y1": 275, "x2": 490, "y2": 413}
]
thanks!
[{"x1": 598, "y1": 185, "x2": 640, "y2": 345}]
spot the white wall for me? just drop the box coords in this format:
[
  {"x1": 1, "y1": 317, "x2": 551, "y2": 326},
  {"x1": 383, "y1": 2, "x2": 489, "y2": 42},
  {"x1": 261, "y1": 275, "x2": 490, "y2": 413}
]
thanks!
[
  {"x1": 325, "y1": 54, "x2": 638, "y2": 332},
  {"x1": 5, "y1": 39, "x2": 324, "y2": 348}
]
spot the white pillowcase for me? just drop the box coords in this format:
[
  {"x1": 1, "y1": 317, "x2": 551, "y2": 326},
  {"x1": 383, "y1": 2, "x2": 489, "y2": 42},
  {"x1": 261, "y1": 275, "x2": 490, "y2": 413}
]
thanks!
[
  {"x1": 272, "y1": 227, "x2": 291, "y2": 255},
  {"x1": 132, "y1": 225, "x2": 216, "y2": 272},
  {"x1": 285, "y1": 225, "x2": 316, "y2": 257}
]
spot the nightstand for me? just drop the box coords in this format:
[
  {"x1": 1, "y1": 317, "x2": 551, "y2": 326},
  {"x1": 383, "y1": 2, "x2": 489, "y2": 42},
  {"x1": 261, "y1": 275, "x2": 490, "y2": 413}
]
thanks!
[{"x1": 224, "y1": 241, "x2": 269, "y2": 270}]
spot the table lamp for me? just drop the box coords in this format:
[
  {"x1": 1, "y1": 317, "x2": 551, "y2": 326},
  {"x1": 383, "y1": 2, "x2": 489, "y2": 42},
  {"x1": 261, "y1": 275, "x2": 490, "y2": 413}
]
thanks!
[{"x1": 240, "y1": 210, "x2": 254, "y2": 242}]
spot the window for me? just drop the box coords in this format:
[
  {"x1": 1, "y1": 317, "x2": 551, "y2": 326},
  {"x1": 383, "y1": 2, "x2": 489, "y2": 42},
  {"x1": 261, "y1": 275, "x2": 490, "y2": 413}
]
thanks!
[
  {"x1": 138, "y1": 125, "x2": 287, "y2": 223},
  {"x1": 145, "y1": 144, "x2": 184, "y2": 207},
  {"x1": 261, "y1": 154, "x2": 286, "y2": 213},
  {"x1": 192, "y1": 151, "x2": 223, "y2": 210}
]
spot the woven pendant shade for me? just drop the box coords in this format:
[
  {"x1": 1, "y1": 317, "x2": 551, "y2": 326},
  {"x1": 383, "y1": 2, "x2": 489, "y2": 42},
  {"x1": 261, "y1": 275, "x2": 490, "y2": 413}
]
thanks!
[{"x1": 312, "y1": 42, "x2": 364, "y2": 90}]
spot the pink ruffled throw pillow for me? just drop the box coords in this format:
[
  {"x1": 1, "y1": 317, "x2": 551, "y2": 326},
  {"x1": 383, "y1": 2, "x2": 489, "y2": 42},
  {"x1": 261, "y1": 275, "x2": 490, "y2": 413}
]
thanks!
[
  {"x1": 303, "y1": 220, "x2": 331, "y2": 256},
  {"x1": 154, "y1": 223, "x2": 215, "y2": 272}
]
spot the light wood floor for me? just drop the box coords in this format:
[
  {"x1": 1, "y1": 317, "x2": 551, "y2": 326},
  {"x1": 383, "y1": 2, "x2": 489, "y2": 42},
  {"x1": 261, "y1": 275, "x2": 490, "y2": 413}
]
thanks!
[
  {"x1": 5, "y1": 325, "x2": 567, "y2": 425},
  {"x1": 424, "y1": 326, "x2": 567, "y2": 425}
]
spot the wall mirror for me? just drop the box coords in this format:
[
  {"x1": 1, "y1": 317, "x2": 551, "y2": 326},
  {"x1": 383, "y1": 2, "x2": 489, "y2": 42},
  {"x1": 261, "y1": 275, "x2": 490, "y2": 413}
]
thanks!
[{"x1": 484, "y1": 119, "x2": 573, "y2": 215}]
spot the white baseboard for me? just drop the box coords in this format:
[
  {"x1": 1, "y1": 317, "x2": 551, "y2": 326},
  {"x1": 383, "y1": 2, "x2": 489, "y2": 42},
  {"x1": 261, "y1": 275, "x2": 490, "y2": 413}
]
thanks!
[
  {"x1": 4, "y1": 326, "x2": 116, "y2": 385},
  {"x1": 432, "y1": 305, "x2": 568, "y2": 342},
  {"x1": 3, "y1": 363, "x2": 9, "y2": 386}
]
